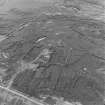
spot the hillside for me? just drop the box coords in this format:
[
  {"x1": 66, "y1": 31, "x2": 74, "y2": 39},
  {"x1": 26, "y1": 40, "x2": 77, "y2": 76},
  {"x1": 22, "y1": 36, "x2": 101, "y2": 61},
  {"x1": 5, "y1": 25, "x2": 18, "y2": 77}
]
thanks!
[{"x1": 0, "y1": 0, "x2": 105, "y2": 105}]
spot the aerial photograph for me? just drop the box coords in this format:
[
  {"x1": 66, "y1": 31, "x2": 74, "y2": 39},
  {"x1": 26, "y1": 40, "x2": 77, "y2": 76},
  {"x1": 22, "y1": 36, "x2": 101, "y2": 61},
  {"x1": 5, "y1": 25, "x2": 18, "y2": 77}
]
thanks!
[{"x1": 0, "y1": 0, "x2": 105, "y2": 105}]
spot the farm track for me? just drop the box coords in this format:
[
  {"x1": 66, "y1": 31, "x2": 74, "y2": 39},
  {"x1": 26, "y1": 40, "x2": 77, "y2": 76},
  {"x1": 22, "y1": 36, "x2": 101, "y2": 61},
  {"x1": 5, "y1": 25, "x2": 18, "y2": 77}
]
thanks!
[{"x1": 0, "y1": 85, "x2": 45, "y2": 105}]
